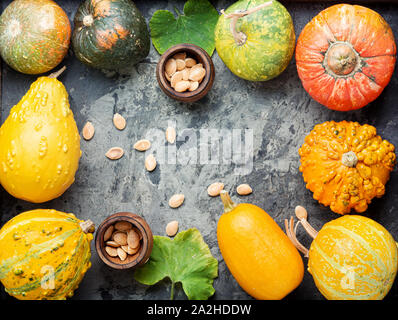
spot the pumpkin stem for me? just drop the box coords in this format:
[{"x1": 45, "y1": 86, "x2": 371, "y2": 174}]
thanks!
[
  {"x1": 79, "y1": 220, "x2": 95, "y2": 234},
  {"x1": 221, "y1": 1, "x2": 273, "y2": 46},
  {"x1": 284, "y1": 217, "x2": 309, "y2": 257},
  {"x1": 48, "y1": 66, "x2": 66, "y2": 79},
  {"x1": 294, "y1": 206, "x2": 318, "y2": 239},
  {"x1": 342, "y1": 151, "x2": 358, "y2": 168},
  {"x1": 83, "y1": 14, "x2": 94, "y2": 27},
  {"x1": 220, "y1": 190, "x2": 237, "y2": 213}
]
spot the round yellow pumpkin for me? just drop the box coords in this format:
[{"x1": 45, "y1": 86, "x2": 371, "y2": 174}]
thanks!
[
  {"x1": 308, "y1": 215, "x2": 397, "y2": 300},
  {"x1": 217, "y1": 191, "x2": 304, "y2": 299},
  {"x1": 0, "y1": 209, "x2": 94, "y2": 300}
]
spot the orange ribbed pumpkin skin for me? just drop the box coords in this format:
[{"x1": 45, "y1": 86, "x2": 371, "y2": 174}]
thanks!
[
  {"x1": 308, "y1": 215, "x2": 397, "y2": 300},
  {"x1": 296, "y1": 4, "x2": 396, "y2": 111},
  {"x1": 217, "y1": 203, "x2": 304, "y2": 300}
]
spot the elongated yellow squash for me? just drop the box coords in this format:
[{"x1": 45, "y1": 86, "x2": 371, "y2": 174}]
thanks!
[
  {"x1": 0, "y1": 209, "x2": 94, "y2": 300},
  {"x1": 217, "y1": 191, "x2": 304, "y2": 299}
]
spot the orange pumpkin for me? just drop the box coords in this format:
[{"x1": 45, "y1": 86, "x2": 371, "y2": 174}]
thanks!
[
  {"x1": 299, "y1": 121, "x2": 396, "y2": 215},
  {"x1": 296, "y1": 4, "x2": 396, "y2": 111}
]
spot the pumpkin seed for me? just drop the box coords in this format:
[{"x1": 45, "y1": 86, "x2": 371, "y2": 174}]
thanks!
[
  {"x1": 173, "y1": 52, "x2": 186, "y2": 60},
  {"x1": 121, "y1": 244, "x2": 139, "y2": 255},
  {"x1": 132, "y1": 226, "x2": 143, "y2": 240},
  {"x1": 165, "y1": 71, "x2": 171, "y2": 82},
  {"x1": 170, "y1": 71, "x2": 183, "y2": 88},
  {"x1": 207, "y1": 182, "x2": 224, "y2": 197},
  {"x1": 166, "y1": 127, "x2": 176, "y2": 144},
  {"x1": 169, "y1": 194, "x2": 185, "y2": 208},
  {"x1": 127, "y1": 229, "x2": 140, "y2": 249},
  {"x1": 112, "y1": 231, "x2": 127, "y2": 246},
  {"x1": 182, "y1": 68, "x2": 190, "y2": 81},
  {"x1": 174, "y1": 80, "x2": 191, "y2": 92},
  {"x1": 176, "y1": 59, "x2": 186, "y2": 71},
  {"x1": 103, "y1": 225, "x2": 114, "y2": 241},
  {"x1": 106, "y1": 241, "x2": 120, "y2": 248},
  {"x1": 237, "y1": 184, "x2": 252, "y2": 195},
  {"x1": 82, "y1": 121, "x2": 95, "y2": 140},
  {"x1": 113, "y1": 113, "x2": 126, "y2": 130},
  {"x1": 105, "y1": 246, "x2": 118, "y2": 257},
  {"x1": 134, "y1": 139, "x2": 151, "y2": 151},
  {"x1": 165, "y1": 58, "x2": 177, "y2": 76},
  {"x1": 189, "y1": 67, "x2": 206, "y2": 82},
  {"x1": 106, "y1": 147, "x2": 124, "y2": 160},
  {"x1": 166, "y1": 221, "x2": 179, "y2": 237},
  {"x1": 185, "y1": 57, "x2": 196, "y2": 68},
  {"x1": 114, "y1": 221, "x2": 132, "y2": 232},
  {"x1": 117, "y1": 247, "x2": 127, "y2": 261},
  {"x1": 189, "y1": 81, "x2": 199, "y2": 92},
  {"x1": 145, "y1": 154, "x2": 157, "y2": 172}
]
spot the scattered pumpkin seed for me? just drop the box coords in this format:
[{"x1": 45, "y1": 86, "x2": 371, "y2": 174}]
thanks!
[
  {"x1": 134, "y1": 139, "x2": 151, "y2": 151},
  {"x1": 105, "y1": 147, "x2": 124, "y2": 160},
  {"x1": 82, "y1": 121, "x2": 95, "y2": 140},
  {"x1": 169, "y1": 194, "x2": 185, "y2": 208},
  {"x1": 113, "y1": 113, "x2": 126, "y2": 130},
  {"x1": 166, "y1": 221, "x2": 179, "y2": 237},
  {"x1": 166, "y1": 127, "x2": 176, "y2": 144},
  {"x1": 207, "y1": 182, "x2": 224, "y2": 197},
  {"x1": 237, "y1": 184, "x2": 252, "y2": 195},
  {"x1": 145, "y1": 154, "x2": 157, "y2": 172}
]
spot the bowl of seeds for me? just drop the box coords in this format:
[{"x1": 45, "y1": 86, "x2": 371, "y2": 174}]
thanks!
[
  {"x1": 95, "y1": 212, "x2": 153, "y2": 270},
  {"x1": 156, "y1": 43, "x2": 215, "y2": 103}
]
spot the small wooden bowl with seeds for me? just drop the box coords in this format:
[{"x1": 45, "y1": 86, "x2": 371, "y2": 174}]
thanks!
[
  {"x1": 156, "y1": 43, "x2": 215, "y2": 103},
  {"x1": 95, "y1": 212, "x2": 153, "y2": 270}
]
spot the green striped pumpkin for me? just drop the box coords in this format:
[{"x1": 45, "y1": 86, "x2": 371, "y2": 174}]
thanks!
[
  {"x1": 308, "y1": 215, "x2": 397, "y2": 300},
  {"x1": 214, "y1": 0, "x2": 295, "y2": 81},
  {"x1": 0, "y1": 209, "x2": 94, "y2": 300}
]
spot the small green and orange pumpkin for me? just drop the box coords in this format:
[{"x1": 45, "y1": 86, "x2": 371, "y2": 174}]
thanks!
[
  {"x1": 0, "y1": 0, "x2": 71, "y2": 75},
  {"x1": 72, "y1": 0, "x2": 150, "y2": 71}
]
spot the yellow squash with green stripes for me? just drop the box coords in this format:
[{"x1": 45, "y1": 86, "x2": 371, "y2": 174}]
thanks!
[
  {"x1": 309, "y1": 215, "x2": 397, "y2": 300},
  {"x1": 0, "y1": 209, "x2": 94, "y2": 300},
  {"x1": 215, "y1": 0, "x2": 295, "y2": 81}
]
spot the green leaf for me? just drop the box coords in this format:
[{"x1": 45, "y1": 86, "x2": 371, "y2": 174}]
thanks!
[
  {"x1": 134, "y1": 228, "x2": 218, "y2": 300},
  {"x1": 149, "y1": 0, "x2": 220, "y2": 56}
]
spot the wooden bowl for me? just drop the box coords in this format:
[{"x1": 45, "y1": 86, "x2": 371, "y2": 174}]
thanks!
[
  {"x1": 156, "y1": 43, "x2": 215, "y2": 103},
  {"x1": 95, "y1": 212, "x2": 153, "y2": 270}
]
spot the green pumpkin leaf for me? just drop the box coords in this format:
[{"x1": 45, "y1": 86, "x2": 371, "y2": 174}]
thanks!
[
  {"x1": 149, "y1": 0, "x2": 219, "y2": 55},
  {"x1": 134, "y1": 228, "x2": 218, "y2": 300}
]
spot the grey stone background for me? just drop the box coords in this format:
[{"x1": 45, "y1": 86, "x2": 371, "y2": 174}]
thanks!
[{"x1": 0, "y1": 0, "x2": 397, "y2": 300}]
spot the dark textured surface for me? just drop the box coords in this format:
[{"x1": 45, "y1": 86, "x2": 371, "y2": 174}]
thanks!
[{"x1": 0, "y1": 0, "x2": 398, "y2": 300}]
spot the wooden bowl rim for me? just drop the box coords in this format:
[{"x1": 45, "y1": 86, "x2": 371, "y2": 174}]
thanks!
[
  {"x1": 95, "y1": 212, "x2": 153, "y2": 270},
  {"x1": 156, "y1": 43, "x2": 215, "y2": 102}
]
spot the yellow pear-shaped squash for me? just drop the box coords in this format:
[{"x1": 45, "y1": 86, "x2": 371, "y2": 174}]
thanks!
[
  {"x1": 308, "y1": 215, "x2": 397, "y2": 300},
  {"x1": 0, "y1": 209, "x2": 95, "y2": 300},
  {"x1": 217, "y1": 191, "x2": 304, "y2": 299},
  {"x1": 0, "y1": 67, "x2": 81, "y2": 203}
]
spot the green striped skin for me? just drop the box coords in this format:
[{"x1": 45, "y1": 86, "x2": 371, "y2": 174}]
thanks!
[
  {"x1": 0, "y1": 210, "x2": 93, "y2": 300},
  {"x1": 308, "y1": 215, "x2": 397, "y2": 300},
  {"x1": 0, "y1": 0, "x2": 71, "y2": 75},
  {"x1": 215, "y1": 0, "x2": 295, "y2": 81}
]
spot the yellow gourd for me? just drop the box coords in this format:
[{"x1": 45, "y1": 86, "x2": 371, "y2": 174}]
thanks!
[
  {"x1": 285, "y1": 206, "x2": 398, "y2": 300},
  {"x1": 0, "y1": 209, "x2": 95, "y2": 300},
  {"x1": 217, "y1": 191, "x2": 304, "y2": 300},
  {"x1": 0, "y1": 67, "x2": 81, "y2": 203}
]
